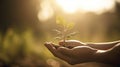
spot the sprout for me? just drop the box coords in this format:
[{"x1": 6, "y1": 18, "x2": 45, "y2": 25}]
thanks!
[{"x1": 54, "y1": 16, "x2": 76, "y2": 43}]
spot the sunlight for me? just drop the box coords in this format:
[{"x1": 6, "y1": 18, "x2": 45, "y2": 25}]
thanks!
[
  {"x1": 38, "y1": 0, "x2": 53, "y2": 21},
  {"x1": 55, "y1": 0, "x2": 115, "y2": 14},
  {"x1": 38, "y1": 0, "x2": 116, "y2": 21},
  {"x1": 55, "y1": 0, "x2": 79, "y2": 13}
]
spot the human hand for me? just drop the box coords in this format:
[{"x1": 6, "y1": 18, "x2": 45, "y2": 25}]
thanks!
[
  {"x1": 45, "y1": 42, "x2": 97, "y2": 65},
  {"x1": 59, "y1": 40, "x2": 86, "y2": 48}
]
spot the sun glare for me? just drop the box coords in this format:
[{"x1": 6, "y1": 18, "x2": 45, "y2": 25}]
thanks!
[
  {"x1": 56, "y1": 0, "x2": 79, "y2": 13},
  {"x1": 55, "y1": 0, "x2": 115, "y2": 14},
  {"x1": 38, "y1": 0, "x2": 116, "y2": 21}
]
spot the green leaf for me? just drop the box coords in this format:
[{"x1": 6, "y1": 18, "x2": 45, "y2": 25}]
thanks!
[
  {"x1": 56, "y1": 16, "x2": 67, "y2": 26},
  {"x1": 53, "y1": 29, "x2": 61, "y2": 33},
  {"x1": 54, "y1": 37, "x2": 62, "y2": 40},
  {"x1": 55, "y1": 15, "x2": 76, "y2": 41},
  {"x1": 67, "y1": 22, "x2": 75, "y2": 30},
  {"x1": 53, "y1": 29, "x2": 62, "y2": 36},
  {"x1": 68, "y1": 32, "x2": 77, "y2": 36}
]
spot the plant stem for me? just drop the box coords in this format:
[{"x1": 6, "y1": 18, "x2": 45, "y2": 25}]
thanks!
[
  {"x1": 63, "y1": 24, "x2": 66, "y2": 43},
  {"x1": 63, "y1": 30, "x2": 66, "y2": 43}
]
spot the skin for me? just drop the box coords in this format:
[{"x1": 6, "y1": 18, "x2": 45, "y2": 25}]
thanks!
[{"x1": 45, "y1": 40, "x2": 120, "y2": 66}]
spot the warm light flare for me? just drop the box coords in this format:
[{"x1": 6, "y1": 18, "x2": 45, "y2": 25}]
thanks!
[
  {"x1": 56, "y1": 0, "x2": 79, "y2": 13},
  {"x1": 55, "y1": 0, "x2": 115, "y2": 14},
  {"x1": 38, "y1": 0, "x2": 116, "y2": 21}
]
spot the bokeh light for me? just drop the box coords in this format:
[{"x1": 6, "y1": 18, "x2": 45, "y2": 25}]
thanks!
[
  {"x1": 38, "y1": 0, "x2": 54, "y2": 21},
  {"x1": 38, "y1": 0, "x2": 116, "y2": 21}
]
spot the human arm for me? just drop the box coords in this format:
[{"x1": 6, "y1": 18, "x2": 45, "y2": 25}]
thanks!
[
  {"x1": 59, "y1": 40, "x2": 120, "y2": 50},
  {"x1": 87, "y1": 40, "x2": 120, "y2": 50},
  {"x1": 45, "y1": 41, "x2": 120, "y2": 66},
  {"x1": 45, "y1": 42, "x2": 97, "y2": 65}
]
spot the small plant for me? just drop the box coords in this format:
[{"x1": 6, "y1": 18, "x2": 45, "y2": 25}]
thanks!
[{"x1": 54, "y1": 16, "x2": 77, "y2": 44}]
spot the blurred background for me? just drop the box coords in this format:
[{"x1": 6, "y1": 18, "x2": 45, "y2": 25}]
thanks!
[{"x1": 0, "y1": 0, "x2": 120, "y2": 67}]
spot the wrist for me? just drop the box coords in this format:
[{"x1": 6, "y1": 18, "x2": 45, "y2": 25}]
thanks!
[{"x1": 93, "y1": 50, "x2": 111, "y2": 64}]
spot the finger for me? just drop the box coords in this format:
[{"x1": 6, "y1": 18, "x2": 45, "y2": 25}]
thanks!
[
  {"x1": 57, "y1": 47, "x2": 72, "y2": 56},
  {"x1": 45, "y1": 43, "x2": 74, "y2": 64},
  {"x1": 56, "y1": 47, "x2": 74, "y2": 64},
  {"x1": 59, "y1": 40, "x2": 85, "y2": 48},
  {"x1": 44, "y1": 42, "x2": 57, "y2": 56},
  {"x1": 53, "y1": 45, "x2": 60, "y2": 49}
]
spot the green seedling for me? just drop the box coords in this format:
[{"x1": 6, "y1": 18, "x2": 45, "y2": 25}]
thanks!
[{"x1": 54, "y1": 16, "x2": 77, "y2": 45}]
